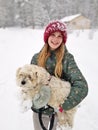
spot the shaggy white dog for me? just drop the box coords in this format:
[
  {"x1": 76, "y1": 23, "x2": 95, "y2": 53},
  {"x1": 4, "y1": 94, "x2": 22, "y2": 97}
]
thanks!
[{"x1": 16, "y1": 64, "x2": 76, "y2": 129}]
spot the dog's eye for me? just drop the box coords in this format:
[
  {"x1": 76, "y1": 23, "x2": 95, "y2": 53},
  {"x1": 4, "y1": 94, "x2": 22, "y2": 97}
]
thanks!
[
  {"x1": 28, "y1": 75, "x2": 32, "y2": 79},
  {"x1": 19, "y1": 74, "x2": 23, "y2": 77}
]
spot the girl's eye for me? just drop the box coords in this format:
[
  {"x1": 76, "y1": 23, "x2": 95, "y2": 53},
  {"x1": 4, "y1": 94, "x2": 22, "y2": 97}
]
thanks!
[
  {"x1": 51, "y1": 34, "x2": 55, "y2": 37},
  {"x1": 58, "y1": 35, "x2": 62, "y2": 38}
]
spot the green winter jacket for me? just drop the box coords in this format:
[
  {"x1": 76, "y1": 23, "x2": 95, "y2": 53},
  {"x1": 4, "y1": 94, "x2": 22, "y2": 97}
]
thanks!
[{"x1": 31, "y1": 47, "x2": 88, "y2": 114}]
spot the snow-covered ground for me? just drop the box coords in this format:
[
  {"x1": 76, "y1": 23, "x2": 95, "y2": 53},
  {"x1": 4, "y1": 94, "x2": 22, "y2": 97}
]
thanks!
[{"x1": 0, "y1": 28, "x2": 98, "y2": 130}]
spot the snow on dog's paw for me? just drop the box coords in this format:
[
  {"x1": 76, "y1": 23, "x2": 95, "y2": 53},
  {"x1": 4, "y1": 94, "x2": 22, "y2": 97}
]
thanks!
[
  {"x1": 57, "y1": 123, "x2": 72, "y2": 130},
  {"x1": 21, "y1": 99, "x2": 32, "y2": 113}
]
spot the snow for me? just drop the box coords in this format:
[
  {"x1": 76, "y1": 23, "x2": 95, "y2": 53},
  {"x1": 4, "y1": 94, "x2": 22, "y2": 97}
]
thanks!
[{"x1": 0, "y1": 28, "x2": 98, "y2": 130}]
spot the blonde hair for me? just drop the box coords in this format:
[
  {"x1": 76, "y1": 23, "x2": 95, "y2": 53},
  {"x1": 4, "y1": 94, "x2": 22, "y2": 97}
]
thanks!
[{"x1": 38, "y1": 43, "x2": 65, "y2": 78}]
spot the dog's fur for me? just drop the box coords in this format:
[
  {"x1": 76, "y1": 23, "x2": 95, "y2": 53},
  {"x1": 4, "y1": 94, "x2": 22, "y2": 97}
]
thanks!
[{"x1": 16, "y1": 64, "x2": 76, "y2": 128}]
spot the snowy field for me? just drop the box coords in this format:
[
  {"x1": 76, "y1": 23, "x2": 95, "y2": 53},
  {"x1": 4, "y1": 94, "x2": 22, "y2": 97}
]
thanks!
[{"x1": 0, "y1": 28, "x2": 98, "y2": 130}]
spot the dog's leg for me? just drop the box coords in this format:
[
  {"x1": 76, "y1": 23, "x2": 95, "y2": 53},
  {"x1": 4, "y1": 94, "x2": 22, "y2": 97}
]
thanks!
[
  {"x1": 20, "y1": 99, "x2": 32, "y2": 112},
  {"x1": 19, "y1": 91, "x2": 33, "y2": 112},
  {"x1": 57, "y1": 124, "x2": 72, "y2": 130},
  {"x1": 57, "y1": 109, "x2": 76, "y2": 130}
]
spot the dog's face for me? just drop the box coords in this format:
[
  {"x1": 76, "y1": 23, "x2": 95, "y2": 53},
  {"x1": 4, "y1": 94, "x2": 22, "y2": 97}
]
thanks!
[
  {"x1": 16, "y1": 65, "x2": 40, "y2": 90},
  {"x1": 16, "y1": 64, "x2": 50, "y2": 90}
]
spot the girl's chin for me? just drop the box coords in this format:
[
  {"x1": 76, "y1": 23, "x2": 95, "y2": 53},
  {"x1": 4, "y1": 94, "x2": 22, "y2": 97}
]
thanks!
[{"x1": 50, "y1": 46, "x2": 58, "y2": 50}]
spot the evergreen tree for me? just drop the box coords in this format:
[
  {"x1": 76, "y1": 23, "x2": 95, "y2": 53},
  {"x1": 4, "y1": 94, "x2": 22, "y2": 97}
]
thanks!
[
  {"x1": 14, "y1": 0, "x2": 34, "y2": 27},
  {"x1": 0, "y1": 0, "x2": 98, "y2": 28},
  {"x1": 33, "y1": 0, "x2": 49, "y2": 28},
  {"x1": 0, "y1": 0, "x2": 14, "y2": 27}
]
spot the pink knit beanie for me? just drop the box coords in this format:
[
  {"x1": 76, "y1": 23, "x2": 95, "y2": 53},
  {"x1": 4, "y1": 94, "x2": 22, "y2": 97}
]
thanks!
[{"x1": 44, "y1": 21, "x2": 67, "y2": 44}]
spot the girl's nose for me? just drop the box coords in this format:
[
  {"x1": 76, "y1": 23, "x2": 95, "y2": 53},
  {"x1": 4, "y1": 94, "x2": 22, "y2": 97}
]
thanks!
[{"x1": 53, "y1": 36, "x2": 58, "y2": 42}]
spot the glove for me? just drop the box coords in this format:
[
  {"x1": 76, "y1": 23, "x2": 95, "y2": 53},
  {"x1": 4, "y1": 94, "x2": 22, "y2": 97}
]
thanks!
[{"x1": 32, "y1": 86, "x2": 51, "y2": 109}]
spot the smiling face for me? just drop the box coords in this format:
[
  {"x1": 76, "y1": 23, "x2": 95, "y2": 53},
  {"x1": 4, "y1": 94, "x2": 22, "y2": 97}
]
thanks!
[{"x1": 48, "y1": 31, "x2": 63, "y2": 50}]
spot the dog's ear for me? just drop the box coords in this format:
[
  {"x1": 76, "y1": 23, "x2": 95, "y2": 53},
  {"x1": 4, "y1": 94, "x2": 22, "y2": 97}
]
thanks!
[{"x1": 16, "y1": 67, "x2": 21, "y2": 77}]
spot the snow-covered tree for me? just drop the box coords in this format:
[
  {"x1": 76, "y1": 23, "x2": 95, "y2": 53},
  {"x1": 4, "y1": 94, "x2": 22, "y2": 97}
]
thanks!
[
  {"x1": 0, "y1": 0, "x2": 15, "y2": 27},
  {"x1": 33, "y1": 0, "x2": 49, "y2": 28},
  {"x1": 14, "y1": 0, "x2": 34, "y2": 27},
  {"x1": 0, "y1": 0, "x2": 98, "y2": 28},
  {"x1": 49, "y1": 0, "x2": 59, "y2": 20}
]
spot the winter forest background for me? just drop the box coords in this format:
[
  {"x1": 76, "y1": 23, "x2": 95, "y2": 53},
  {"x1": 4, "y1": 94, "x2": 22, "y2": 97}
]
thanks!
[{"x1": 0, "y1": 0, "x2": 98, "y2": 28}]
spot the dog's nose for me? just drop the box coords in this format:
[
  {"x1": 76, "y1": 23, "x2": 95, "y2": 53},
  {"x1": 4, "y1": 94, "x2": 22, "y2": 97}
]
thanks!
[{"x1": 21, "y1": 80, "x2": 26, "y2": 85}]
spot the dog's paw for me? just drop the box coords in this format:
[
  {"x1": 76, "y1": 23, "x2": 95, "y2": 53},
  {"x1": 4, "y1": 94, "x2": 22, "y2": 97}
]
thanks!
[
  {"x1": 21, "y1": 99, "x2": 32, "y2": 112},
  {"x1": 57, "y1": 123, "x2": 72, "y2": 130}
]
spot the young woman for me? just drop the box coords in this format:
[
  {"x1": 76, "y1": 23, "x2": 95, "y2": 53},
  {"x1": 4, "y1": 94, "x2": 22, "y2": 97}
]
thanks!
[{"x1": 31, "y1": 21, "x2": 88, "y2": 130}]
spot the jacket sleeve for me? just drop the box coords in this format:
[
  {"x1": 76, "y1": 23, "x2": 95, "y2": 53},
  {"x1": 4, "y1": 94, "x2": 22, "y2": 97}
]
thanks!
[
  {"x1": 62, "y1": 53, "x2": 88, "y2": 111},
  {"x1": 30, "y1": 53, "x2": 38, "y2": 65}
]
